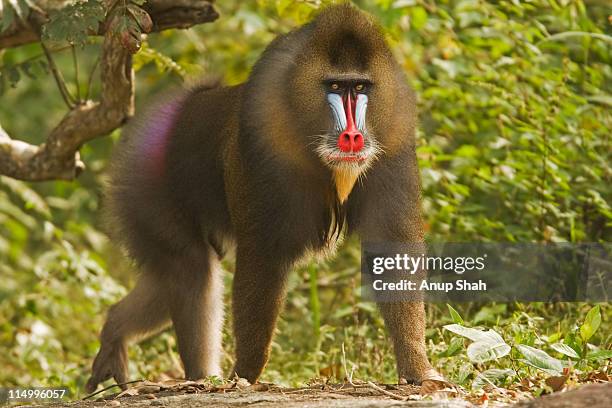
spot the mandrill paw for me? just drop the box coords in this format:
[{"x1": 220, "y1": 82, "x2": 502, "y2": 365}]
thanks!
[
  {"x1": 85, "y1": 342, "x2": 128, "y2": 393},
  {"x1": 417, "y1": 369, "x2": 454, "y2": 395},
  {"x1": 399, "y1": 369, "x2": 453, "y2": 395}
]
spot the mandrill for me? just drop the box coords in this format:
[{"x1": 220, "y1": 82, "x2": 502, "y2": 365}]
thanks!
[{"x1": 86, "y1": 3, "x2": 441, "y2": 392}]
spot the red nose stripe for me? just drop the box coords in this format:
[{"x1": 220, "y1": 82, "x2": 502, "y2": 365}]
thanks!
[{"x1": 337, "y1": 92, "x2": 364, "y2": 153}]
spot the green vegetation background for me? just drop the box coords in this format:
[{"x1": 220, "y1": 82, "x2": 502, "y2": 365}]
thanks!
[{"x1": 0, "y1": 0, "x2": 610, "y2": 397}]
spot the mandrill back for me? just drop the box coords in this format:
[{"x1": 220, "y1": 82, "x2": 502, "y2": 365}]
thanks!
[{"x1": 105, "y1": 84, "x2": 242, "y2": 267}]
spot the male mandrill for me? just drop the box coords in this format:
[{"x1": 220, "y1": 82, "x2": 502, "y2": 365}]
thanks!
[{"x1": 86, "y1": 3, "x2": 441, "y2": 392}]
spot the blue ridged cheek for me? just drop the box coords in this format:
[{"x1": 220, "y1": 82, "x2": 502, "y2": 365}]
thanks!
[
  {"x1": 355, "y1": 94, "x2": 368, "y2": 132},
  {"x1": 327, "y1": 93, "x2": 347, "y2": 132}
]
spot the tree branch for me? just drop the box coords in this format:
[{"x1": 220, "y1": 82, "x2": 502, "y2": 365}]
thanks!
[
  {"x1": 0, "y1": 0, "x2": 218, "y2": 181},
  {"x1": 0, "y1": 29, "x2": 133, "y2": 181},
  {"x1": 0, "y1": 0, "x2": 218, "y2": 50}
]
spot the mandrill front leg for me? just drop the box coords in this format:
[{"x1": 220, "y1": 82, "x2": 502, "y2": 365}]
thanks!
[
  {"x1": 378, "y1": 301, "x2": 441, "y2": 384},
  {"x1": 230, "y1": 243, "x2": 292, "y2": 383}
]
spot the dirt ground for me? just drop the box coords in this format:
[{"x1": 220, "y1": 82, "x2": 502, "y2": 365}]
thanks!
[{"x1": 21, "y1": 380, "x2": 611, "y2": 408}]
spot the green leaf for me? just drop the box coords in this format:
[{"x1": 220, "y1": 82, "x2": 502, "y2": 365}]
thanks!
[
  {"x1": 438, "y1": 336, "x2": 465, "y2": 358},
  {"x1": 586, "y1": 95, "x2": 612, "y2": 108},
  {"x1": 444, "y1": 324, "x2": 510, "y2": 362},
  {"x1": 586, "y1": 350, "x2": 612, "y2": 361},
  {"x1": 410, "y1": 6, "x2": 428, "y2": 30},
  {"x1": 447, "y1": 304, "x2": 464, "y2": 324},
  {"x1": 443, "y1": 324, "x2": 488, "y2": 342},
  {"x1": 20, "y1": 61, "x2": 36, "y2": 79},
  {"x1": 443, "y1": 324, "x2": 505, "y2": 344},
  {"x1": 7, "y1": 66, "x2": 20, "y2": 87},
  {"x1": 467, "y1": 340, "x2": 511, "y2": 363},
  {"x1": 538, "y1": 31, "x2": 612, "y2": 46},
  {"x1": 580, "y1": 305, "x2": 601, "y2": 342},
  {"x1": 473, "y1": 304, "x2": 507, "y2": 324},
  {"x1": 1, "y1": 2, "x2": 16, "y2": 32},
  {"x1": 517, "y1": 344, "x2": 564, "y2": 376},
  {"x1": 550, "y1": 343, "x2": 580, "y2": 359},
  {"x1": 472, "y1": 369, "x2": 515, "y2": 390}
]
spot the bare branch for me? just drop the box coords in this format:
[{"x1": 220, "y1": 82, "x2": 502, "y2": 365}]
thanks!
[
  {"x1": 0, "y1": 0, "x2": 218, "y2": 50},
  {"x1": 41, "y1": 42, "x2": 76, "y2": 108},
  {"x1": 72, "y1": 45, "x2": 81, "y2": 102}
]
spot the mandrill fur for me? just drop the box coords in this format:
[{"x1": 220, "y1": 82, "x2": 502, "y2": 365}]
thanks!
[{"x1": 86, "y1": 3, "x2": 440, "y2": 392}]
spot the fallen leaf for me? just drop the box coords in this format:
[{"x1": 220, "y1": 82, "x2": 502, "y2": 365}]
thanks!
[
  {"x1": 234, "y1": 377, "x2": 251, "y2": 389},
  {"x1": 137, "y1": 385, "x2": 161, "y2": 394},
  {"x1": 478, "y1": 392, "x2": 489, "y2": 406},
  {"x1": 319, "y1": 364, "x2": 342, "y2": 378},
  {"x1": 518, "y1": 377, "x2": 534, "y2": 391},
  {"x1": 247, "y1": 383, "x2": 270, "y2": 392},
  {"x1": 545, "y1": 375, "x2": 568, "y2": 392},
  {"x1": 586, "y1": 371, "x2": 610, "y2": 382},
  {"x1": 419, "y1": 369, "x2": 457, "y2": 395}
]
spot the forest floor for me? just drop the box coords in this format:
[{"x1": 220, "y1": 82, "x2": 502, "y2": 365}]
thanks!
[{"x1": 24, "y1": 380, "x2": 611, "y2": 408}]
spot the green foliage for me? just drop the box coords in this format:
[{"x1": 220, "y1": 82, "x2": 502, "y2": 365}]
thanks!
[
  {"x1": 438, "y1": 304, "x2": 609, "y2": 389},
  {"x1": 0, "y1": 0, "x2": 610, "y2": 397},
  {"x1": 580, "y1": 304, "x2": 601, "y2": 342},
  {"x1": 472, "y1": 368, "x2": 515, "y2": 390},
  {"x1": 0, "y1": 58, "x2": 48, "y2": 95},
  {"x1": 0, "y1": 0, "x2": 35, "y2": 32},
  {"x1": 516, "y1": 344, "x2": 564, "y2": 376},
  {"x1": 444, "y1": 324, "x2": 511, "y2": 363},
  {"x1": 0, "y1": 173, "x2": 126, "y2": 389},
  {"x1": 390, "y1": 1, "x2": 612, "y2": 242},
  {"x1": 447, "y1": 304, "x2": 464, "y2": 325},
  {"x1": 133, "y1": 43, "x2": 189, "y2": 78},
  {"x1": 550, "y1": 342, "x2": 579, "y2": 359},
  {"x1": 42, "y1": 1, "x2": 106, "y2": 46}
]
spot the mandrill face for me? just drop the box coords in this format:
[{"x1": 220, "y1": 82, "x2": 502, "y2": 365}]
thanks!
[
  {"x1": 284, "y1": 19, "x2": 403, "y2": 203},
  {"x1": 247, "y1": 5, "x2": 411, "y2": 202},
  {"x1": 315, "y1": 76, "x2": 381, "y2": 171},
  {"x1": 286, "y1": 24, "x2": 400, "y2": 186}
]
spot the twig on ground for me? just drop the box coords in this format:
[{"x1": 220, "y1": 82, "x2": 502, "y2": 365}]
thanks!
[
  {"x1": 82, "y1": 379, "x2": 145, "y2": 400},
  {"x1": 340, "y1": 342, "x2": 407, "y2": 401},
  {"x1": 365, "y1": 381, "x2": 407, "y2": 401}
]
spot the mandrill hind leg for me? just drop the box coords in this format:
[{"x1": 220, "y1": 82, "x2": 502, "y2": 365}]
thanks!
[
  {"x1": 86, "y1": 273, "x2": 171, "y2": 392},
  {"x1": 166, "y1": 246, "x2": 225, "y2": 380}
]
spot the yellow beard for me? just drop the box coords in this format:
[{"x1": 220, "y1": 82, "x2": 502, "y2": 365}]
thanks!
[{"x1": 333, "y1": 168, "x2": 359, "y2": 203}]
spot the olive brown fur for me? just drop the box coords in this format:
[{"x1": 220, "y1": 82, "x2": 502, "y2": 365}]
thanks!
[{"x1": 86, "y1": 3, "x2": 439, "y2": 392}]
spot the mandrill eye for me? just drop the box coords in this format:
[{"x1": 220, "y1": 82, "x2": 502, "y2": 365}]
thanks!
[
  {"x1": 355, "y1": 83, "x2": 366, "y2": 92},
  {"x1": 330, "y1": 83, "x2": 340, "y2": 91}
]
